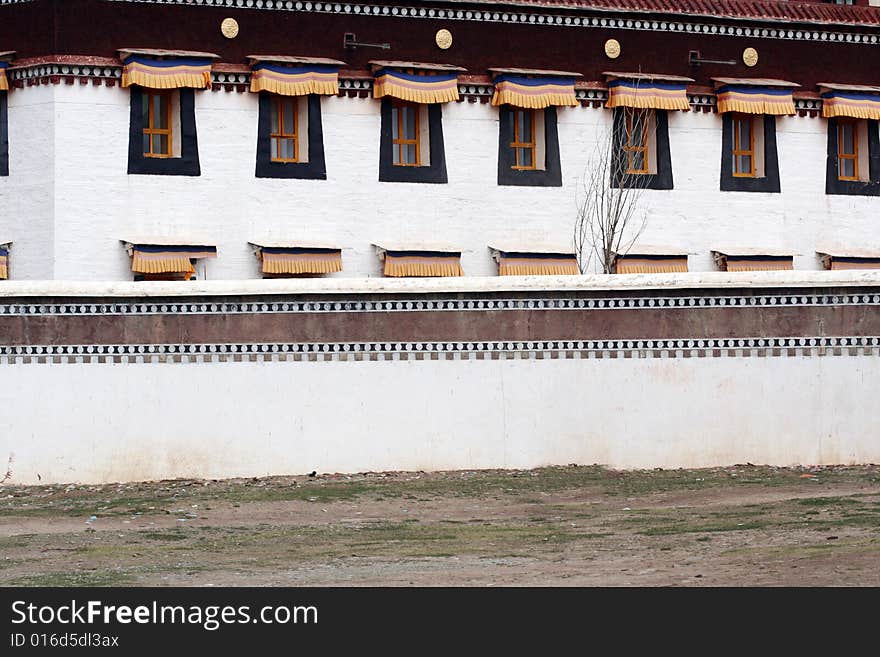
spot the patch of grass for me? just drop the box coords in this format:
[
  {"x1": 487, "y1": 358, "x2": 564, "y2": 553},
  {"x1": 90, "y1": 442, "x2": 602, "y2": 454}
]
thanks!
[
  {"x1": 139, "y1": 530, "x2": 192, "y2": 542},
  {"x1": 9, "y1": 570, "x2": 135, "y2": 587},
  {"x1": 797, "y1": 496, "x2": 860, "y2": 507},
  {"x1": 639, "y1": 519, "x2": 771, "y2": 536}
]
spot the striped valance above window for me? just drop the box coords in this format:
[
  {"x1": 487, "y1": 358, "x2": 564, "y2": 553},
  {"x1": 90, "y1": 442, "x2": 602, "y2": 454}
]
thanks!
[
  {"x1": 0, "y1": 244, "x2": 9, "y2": 279},
  {"x1": 713, "y1": 78, "x2": 798, "y2": 115},
  {"x1": 489, "y1": 68, "x2": 579, "y2": 109},
  {"x1": 371, "y1": 61, "x2": 465, "y2": 104},
  {"x1": 604, "y1": 73, "x2": 693, "y2": 111},
  {"x1": 376, "y1": 243, "x2": 463, "y2": 277},
  {"x1": 489, "y1": 244, "x2": 578, "y2": 275},
  {"x1": 248, "y1": 56, "x2": 345, "y2": 96},
  {"x1": 0, "y1": 62, "x2": 8, "y2": 92},
  {"x1": 253, "y1": 244, "x2": 343, "y2": 275},
  {"x1": 817, "y1": 249, "x2": 880, "y2": 270},
  {"x1": 614, "y1": 255, "x2": 689, "y2": 274},
  {"x1": 497, "y1": 253, "x2": 579, "y2": 276},
  {"x1": 127, "y1": 243, "x2": 217, "y2": 274},
  {"x1": 119, "y1": 49, "x2": 218, "y2": 90},
  {"x1": 818, "y1": 84, "x2": 880, "y2": 120},
  {"x1": 713, "y1": 250, "x2": 793, "y2": 272}
]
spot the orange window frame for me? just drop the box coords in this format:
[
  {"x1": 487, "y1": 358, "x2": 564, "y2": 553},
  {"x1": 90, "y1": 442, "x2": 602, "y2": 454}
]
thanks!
[
  {"x1": 270, "y1": 96, "x2": 299, "y2": 163},
  {"x1": 510, "y1": 109, "x2": 536, "y2": 170},
  {"x1": 623, "y1": 109, "x2": 649, "y2": 174},
  {"x1": 837, "y1": 120, "x2": 859, "y2": 181},
  {"x1": 732, "y1": 113, "x2": 756, "y2": 178},
  {"x1": 392, "y1": 101, "x2": 421, "y2": 167},
  {"x1": 143, "y1": 91, "x2": 173, "y2": 159}
]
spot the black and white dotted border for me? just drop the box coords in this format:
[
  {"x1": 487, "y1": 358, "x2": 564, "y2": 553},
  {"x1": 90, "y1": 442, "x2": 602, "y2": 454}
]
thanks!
[
  {"x1": 1, "y1": 335, "x2": 877, "y2": 364},
  {"x1": 1, "y1": 292, "x2": 878, "y2": 316},
  {"x1": 104, "y1": 0, "x2": 880, "y2": 46}
]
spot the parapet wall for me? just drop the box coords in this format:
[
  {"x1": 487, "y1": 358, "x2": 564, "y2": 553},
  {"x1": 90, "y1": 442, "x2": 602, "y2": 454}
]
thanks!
[{"x1": 1, "y1": 272, "x2": 878, "y2": 484}]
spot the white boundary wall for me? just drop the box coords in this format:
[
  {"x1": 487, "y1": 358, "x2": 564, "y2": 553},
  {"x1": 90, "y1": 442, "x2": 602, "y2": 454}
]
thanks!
[{"x1": 2, "y1": 353, "x2": 878, "y2": 485}]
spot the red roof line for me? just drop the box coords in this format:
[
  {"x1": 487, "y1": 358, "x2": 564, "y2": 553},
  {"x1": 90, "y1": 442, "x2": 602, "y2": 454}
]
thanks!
[{"x1": 433, "y1": 0, "x2": 880, "y2": 28}]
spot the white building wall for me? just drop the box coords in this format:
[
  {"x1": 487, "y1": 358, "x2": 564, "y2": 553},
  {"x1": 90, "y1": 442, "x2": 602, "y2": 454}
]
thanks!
[
  {"x1": 2, "y1": 354, "x2": 878, "y2": 485},
  {"x1": 3, "y1": 83, "x2": 880, "y2": 280},
  {"x1": 0, "y1": 85, "x2": 56, "y2": 279}
]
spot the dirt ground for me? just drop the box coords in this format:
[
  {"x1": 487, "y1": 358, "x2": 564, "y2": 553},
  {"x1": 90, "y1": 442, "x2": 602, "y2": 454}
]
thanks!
[{"x1": 1, "y1": 464, "x2": 879, "y2": 586}]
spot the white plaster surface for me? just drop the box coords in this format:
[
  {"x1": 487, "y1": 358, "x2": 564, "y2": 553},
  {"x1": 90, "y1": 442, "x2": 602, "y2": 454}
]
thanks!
[
  {"x1": 0, "y1": 269, "x2": 879, "y2": 298},
  {"x1": 2, "y1": 84, "x2": 879, "y2": 280},
  {"x1": 1, "y1": 354, "x2": 878, "y2": 485}
]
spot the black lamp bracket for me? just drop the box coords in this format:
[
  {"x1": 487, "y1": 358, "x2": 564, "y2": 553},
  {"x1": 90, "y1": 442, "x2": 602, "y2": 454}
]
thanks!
[{"x1": 344, "y1": 33, "x2": 391, "y2": 50}]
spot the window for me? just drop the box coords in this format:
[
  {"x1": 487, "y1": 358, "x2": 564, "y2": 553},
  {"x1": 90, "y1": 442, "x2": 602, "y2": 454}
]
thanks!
[
  {"x1": 837, "y1": 120, "x2": 858, "y2": 180},
  {"x1": 0, "y1": 90, "x2": 7, "y2": 177},
  {"x1": 379, "y1": 97, "x2": 447, "y2": 184},
  {"x1": 825, "y1": 118, "x2": 879, "y2": 196},
  {"x1": 256, "y1": 94, "x2": 325, "y2": 179},
  {"x1": 497, "y1": 106, "x2": 561, "y2": 186},
  {"x1": 270, "y1": 96, "x2": 299, "y2": 162},
  {"x1": 391, "y1": 101, "x2": 421, "y2": 166},
  {"x1": 510, "y1": 109, "x2": 536, "y2": 170},
  {"x1": 624, "y1": 109, "x2": 649, "y2": 174},
  {"x1": 127, "y1": 86, "x2": 200, "y2": 176},
  {"x1": 142, "y1": 91, "x2": 173, "y2": 158},
  {"x1": 731, "y1": 113, "x2": 755, "y2": 177},
  {"x1": 611, "y1": 108, "x2": 673, "y2": 190},
  {"x1": 719, "y1": 114, "x2": 779, "y2": 192}
]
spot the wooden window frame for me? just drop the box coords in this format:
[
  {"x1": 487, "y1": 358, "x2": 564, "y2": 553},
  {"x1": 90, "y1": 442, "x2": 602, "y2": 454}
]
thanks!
[
  {"x1": 510, "y1": 109, "x2": 537, "y2": 171},
  {"x1": 731, "y1": 113, "x2": 756, "y2": 178},
  {"x1": 837, "y1": 119, "x2": 859, "y2": 182},
  {"x1": 270, "y1": 96, "x2": 299, "y2": 163},
  {"x1": 623, "y1": 108, "x2": 650, "y2": 175},
  {"x1": 392, "y1": 101, "x2": 421, "y2": 167},
  {"x1": 142, "y1": 90, "x2": 173, "y2": 159}
]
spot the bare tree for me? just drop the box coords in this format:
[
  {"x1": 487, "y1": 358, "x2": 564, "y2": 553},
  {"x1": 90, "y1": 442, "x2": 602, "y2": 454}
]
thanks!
[{"x1": 574, "y1": 107, "x2": 655, "y2": 274}]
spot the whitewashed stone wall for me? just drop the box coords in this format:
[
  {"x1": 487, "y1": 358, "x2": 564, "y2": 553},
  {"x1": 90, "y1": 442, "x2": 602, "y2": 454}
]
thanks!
[
  {"x1": 1, "y1": 83, "x2": 878, "y2": 280},
  {"x1": 2, "y1": 352, "x2": 878, "y2": 485}
]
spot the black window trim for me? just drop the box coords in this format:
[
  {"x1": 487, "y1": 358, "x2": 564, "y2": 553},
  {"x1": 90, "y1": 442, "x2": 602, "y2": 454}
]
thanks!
[
  {"x1": 610, "y1": 107, "x2": 673, "y2": 190},
  {"x1": 255, "y1": 93, "x2": 327, "y2": 180},
  {"x1": 0, "y1": 91, "x2": 8, "y2": 177},
  {"x1": 378, "y1": 97, "x2": 447, "y2": 184},
  {"x1": 127, "y1": 86, "x2": 201, "y2": 176},
  {"x1": 825, "y1": 117, "x2": 880, "y2": 197},
  {"x1": 719, "y1": 113, "x2": 780, "y2": 193},
  {"x1": 497, "y1": 105, "x2": 562, "y2": 187}
]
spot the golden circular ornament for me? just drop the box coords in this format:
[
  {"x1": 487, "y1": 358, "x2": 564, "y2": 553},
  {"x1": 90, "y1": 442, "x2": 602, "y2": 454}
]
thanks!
[
  {"x1": 221, "y1": 18, "x2": 240, "y2": 39},
  {"x1": 743, "y1": 47, "x2": 758, "y2": 67},
  {"x1": 435, "y1": 28, "x2": 453, "y2": 50},
  {"x1": 604, "y1": 38, "x2": 621, "y2": 59}
]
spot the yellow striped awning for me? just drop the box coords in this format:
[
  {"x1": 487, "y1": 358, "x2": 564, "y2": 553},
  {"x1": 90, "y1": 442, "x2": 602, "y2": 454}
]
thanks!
[
  {"x1": 130, "y1": 244, "x2": 217, "y2": 274},
  {"x1": 382, "y1": 250, "x2": 463, "y2": 277},
  {"x1": 604, "y1": 74, "x2": 693, "y2": 112},
  {"x1": 717, "y1": 255, "x2": 793, "y2": 272},
  {"x1": 614, "y1": 255, "x2": 688, "y2": 274},
  {"x1": 121, "y1": 55, "x2": 214, "y2": 90},
  {"x1": 713, "y1": 78, "x2": 797, "y2": 115},
  {"x1": 490, "y1": 75, "x2": 578, "y2": 109},
  {"x1": 259, "y1": 246, "x2": 343, "y2": 275},
  {"x1": 0, "y1": 245, "x2": 8, "y2": 279},
  {"x1": 827, "y1": 258, "x2": 880, "y2": 270},
  {"x1": 250, "y1": 63, "x2": 341, "y2": 96},
  {"x1": 0, "y1": 63, "x2": 8, "y2": 92},
  {"x1": 817, "y1": 250, "x2": 880, "y2": 270},
  {"x1": 370, "y1": 62, "x2": 465, "y2": 104},
  {"x1": 819, "y1": 84, "x2": 880, "y2": 120},
  {"x1": 496, "y1": 252, "x2": 579, "y2": 276}
]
